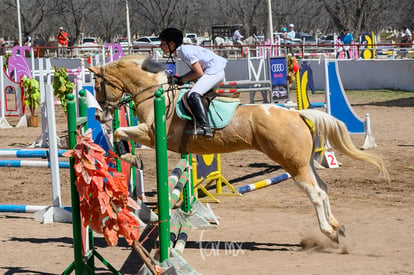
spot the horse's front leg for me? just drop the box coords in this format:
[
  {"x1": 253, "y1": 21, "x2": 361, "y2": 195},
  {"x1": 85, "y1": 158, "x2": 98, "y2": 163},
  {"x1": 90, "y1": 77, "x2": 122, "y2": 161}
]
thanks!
[{"x1": 113, "y1": 123, "x2": 154, "y2": 168}]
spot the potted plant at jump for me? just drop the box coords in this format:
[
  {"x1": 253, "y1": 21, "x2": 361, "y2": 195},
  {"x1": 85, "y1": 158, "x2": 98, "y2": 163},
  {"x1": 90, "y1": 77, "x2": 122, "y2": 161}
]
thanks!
[
  {"x1": 21, "y1": 76, "x2": 41, "y2": 127},
  {"x1": 53, "y1": 67, "x2": 75, "y2": 114}
]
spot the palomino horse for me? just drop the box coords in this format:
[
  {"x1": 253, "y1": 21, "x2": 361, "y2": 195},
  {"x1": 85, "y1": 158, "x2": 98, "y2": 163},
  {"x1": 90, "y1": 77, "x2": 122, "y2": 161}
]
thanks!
[{"x1": 88, "y1": 54, "x2": 387, "y2": 243}]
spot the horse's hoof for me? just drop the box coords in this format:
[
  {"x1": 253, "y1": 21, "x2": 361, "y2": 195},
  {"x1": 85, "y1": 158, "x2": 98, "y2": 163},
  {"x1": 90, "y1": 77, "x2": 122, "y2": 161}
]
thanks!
[
  {"x1": 331, "y1": 231, "x2": 339, "y2": 244},
  {"x1": 339, "y1": 225, "x2": 346, "y2": 237},
  {"x1": 114, "y1": 140, "x2": 130, "y2": 155},
  {"x1": 133, "y1": 154, "x2": 144, "y2": 170}
]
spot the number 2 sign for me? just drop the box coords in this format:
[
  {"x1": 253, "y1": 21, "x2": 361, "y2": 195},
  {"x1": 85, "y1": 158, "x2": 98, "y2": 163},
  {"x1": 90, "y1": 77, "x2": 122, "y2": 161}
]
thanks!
[{"x1": 322, "y1": 151, "x2": 339, "y2": 168}]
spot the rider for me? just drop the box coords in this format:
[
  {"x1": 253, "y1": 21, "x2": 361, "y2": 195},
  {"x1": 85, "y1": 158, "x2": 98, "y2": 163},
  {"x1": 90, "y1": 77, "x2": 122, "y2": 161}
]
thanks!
[{"x1": 159, "y1": 27, "x2": 227, "y2": 138}]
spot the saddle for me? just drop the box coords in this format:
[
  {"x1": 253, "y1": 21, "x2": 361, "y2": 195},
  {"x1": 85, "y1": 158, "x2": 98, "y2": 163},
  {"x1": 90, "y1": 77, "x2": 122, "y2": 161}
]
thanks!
[
  {"x1": 177, "y1": 88, "x2": 240, "y2": 129},
  {"x1": 176, "y1": 87, "x2": 241, "y2": 153}
]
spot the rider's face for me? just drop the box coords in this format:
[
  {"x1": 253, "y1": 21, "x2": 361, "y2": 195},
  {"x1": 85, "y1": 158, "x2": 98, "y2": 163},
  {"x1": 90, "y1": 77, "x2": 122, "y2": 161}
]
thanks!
[{"x1": 160, "y1": 40, "x2": 176, "y2": 54}]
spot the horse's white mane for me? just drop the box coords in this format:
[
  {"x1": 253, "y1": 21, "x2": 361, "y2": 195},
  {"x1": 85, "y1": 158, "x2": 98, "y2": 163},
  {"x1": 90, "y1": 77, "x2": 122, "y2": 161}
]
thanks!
[
  {"x1": 107, "y1": 54, "x2": 167, "y2": 86},
  {"x1": 118, "y1": 54, "x2": 147, "y2": 66}
]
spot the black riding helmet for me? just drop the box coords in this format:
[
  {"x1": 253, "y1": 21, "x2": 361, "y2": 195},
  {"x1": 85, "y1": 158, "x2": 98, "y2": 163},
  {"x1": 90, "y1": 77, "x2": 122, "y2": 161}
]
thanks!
[{"x1": 159, "y1": 28, "x2": 183, "y2": 48}]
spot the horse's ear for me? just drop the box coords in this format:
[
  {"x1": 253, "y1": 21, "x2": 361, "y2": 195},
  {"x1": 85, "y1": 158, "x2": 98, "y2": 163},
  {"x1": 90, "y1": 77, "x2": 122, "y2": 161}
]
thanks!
[
  {"x1": 88, "y1": 66, "x2": 99, "y2": 75},
  {"x1": 141, "y1": 58, "x2": 165, "y2": 73}
]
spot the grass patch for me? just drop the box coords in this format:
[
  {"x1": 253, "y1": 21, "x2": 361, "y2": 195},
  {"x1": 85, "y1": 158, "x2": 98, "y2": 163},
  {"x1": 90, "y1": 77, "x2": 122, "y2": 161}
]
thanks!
[
  {"x1": 307, "y1": 89, "x2": 414, "y2": 105},
  {"x1": 343, "y1": 90, "x2": 413, "y2": 102}
]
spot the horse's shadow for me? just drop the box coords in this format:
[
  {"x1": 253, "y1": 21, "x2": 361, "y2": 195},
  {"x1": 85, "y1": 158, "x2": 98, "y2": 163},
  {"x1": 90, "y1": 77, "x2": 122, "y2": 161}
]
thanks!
[
  {"x1": 0, "y1": 267, "x2": 56, "y2": 275},
  {"x1": 119, "y1": 237, "x2": 301, "y2": 273},
  {"x1": 184, "y1": 240, "x2": 301, "y2": 252},
  {"x1": 229, "y1": 163, "x2": 282, "y2": 185},
  {"x1": 352, "y1": 96, "x2": 414, "y2": 108}
]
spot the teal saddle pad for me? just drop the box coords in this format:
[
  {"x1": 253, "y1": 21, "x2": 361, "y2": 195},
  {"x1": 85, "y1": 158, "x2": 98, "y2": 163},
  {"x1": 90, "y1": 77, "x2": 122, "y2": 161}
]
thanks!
[{"x1": 176, "y1": 88, "x2": 240, "y2": 129}]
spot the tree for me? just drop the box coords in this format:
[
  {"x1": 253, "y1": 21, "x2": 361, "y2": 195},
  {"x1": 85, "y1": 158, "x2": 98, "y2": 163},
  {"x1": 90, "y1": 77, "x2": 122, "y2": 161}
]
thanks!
[{"x1": 1, "y1": 0, "x2": 414, "y2": 44}]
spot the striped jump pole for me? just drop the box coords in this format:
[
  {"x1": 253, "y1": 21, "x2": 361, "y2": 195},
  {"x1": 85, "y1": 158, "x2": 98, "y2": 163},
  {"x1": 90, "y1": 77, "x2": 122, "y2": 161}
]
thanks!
[
  {"x1": 216, "y1": 87, "x2": 271, "y2": 93},
  {"x1": 169, "y1": 170, "x2": 190, "y2": 211},
  {"x1": 174, "y1": 221, "x2": 191, "y2": 255},
  {"x1": 237, "y1": 173, "x2": 291, "y2": 194},
  {"x1": 167, "y1": 159, "x2": 188, "y2": 193},
  {"x1": 0, "y1": 159, "x2": 70, "y2": 168},
  {"x1": 216, "y1": 80, "x2": 272, "y2": 94},
  {"x1": 0, "y1": 149, "x2": 67, "y2": 158},
  {"x1": 219, "y1": 80, "x2": 271, "y2": 86},
  {"x1": 170, "y1": 221, "x2": 181, "y2": 248},
  {"x1": 0, "y1": 204, "x2": 71, "y2": 213}
]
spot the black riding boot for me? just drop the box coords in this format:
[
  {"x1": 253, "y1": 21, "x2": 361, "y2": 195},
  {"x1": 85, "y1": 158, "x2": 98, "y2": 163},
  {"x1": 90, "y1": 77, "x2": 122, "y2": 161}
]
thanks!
[{"x1": 187, "y1": 93, "x2": 213, "y2": 138}]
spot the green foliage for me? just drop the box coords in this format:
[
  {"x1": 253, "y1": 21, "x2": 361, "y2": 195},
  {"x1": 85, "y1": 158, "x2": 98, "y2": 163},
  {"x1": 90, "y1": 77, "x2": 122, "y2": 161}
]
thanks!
[
  {"x1": 3, "y1": 53, "x2": 11, "y2": 71},
  {"x1": 53, "y1": 67, "x2": 75, "y2": 114},
  {"x1": 21, "y1": 76, "x2": 41, "y2": 117}
]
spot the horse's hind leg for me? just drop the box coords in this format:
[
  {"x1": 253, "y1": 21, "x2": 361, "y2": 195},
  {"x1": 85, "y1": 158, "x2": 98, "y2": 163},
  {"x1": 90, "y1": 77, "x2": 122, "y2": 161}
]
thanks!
[
  {"x1": 311, "y1": 164, "x2": 345, "y2": 236},
  {"x1": 293, "y1": 166, "x2": 342, "y2": 243}
]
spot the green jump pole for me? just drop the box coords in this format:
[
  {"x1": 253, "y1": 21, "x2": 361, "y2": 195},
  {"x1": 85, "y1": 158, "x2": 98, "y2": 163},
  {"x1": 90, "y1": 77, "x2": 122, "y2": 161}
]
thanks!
[
  {"x1": 78, "y1": 90, "x2": 96, "y2": 272},
  {"x1": 154, "y1": 88, "x2": 170, "y2": 262},
  {"x1": 113, "y1": 109, "x2": 121, "y2": 171},
  {"x1": 64, "y1": 92, "x2": 119, "y2": 275},
  {"x1": 128, "y1": 100, "x2": 137, "y2": 199},
  {"x1": 181, "y1": 154, "x2": 193, "y2": 213},
  {"x1": 78, "y1": 90, "x2": 88, "y2": 131},
  {"x1": 64, "y1": 94, "x2": 85, "y2": 274}
]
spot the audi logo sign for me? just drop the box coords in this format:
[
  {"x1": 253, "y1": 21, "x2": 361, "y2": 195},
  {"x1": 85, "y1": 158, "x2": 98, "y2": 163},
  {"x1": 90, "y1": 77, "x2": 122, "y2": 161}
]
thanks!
[
  {"x1": 271, "y1": 63, "x2": 285, "y2": 73},
  {"x1": 269, "y1": 57, "x2": 288, "y2": 86}
]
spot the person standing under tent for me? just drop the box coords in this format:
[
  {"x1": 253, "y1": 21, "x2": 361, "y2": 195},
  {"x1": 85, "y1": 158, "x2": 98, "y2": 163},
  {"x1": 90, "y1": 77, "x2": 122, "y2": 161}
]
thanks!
[
  {"x1": 159, "y1": 27, "x2": 227, "y2": 138},
  {"x1": 284, "y1": 24, "x2": 296, "y2": 55},
  {"x1": 57, "y1": 27, "x2": 68, "y2": 58},
  {"x1": 336, "y1": 27, "x2": 353, "y2": 59}
]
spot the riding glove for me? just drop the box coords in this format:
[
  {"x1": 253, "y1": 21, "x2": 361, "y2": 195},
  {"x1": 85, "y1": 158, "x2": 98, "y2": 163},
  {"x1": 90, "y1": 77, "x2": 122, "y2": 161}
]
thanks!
[{"x1": 168, "y1": 75, "x2": 183, "y2": 85}]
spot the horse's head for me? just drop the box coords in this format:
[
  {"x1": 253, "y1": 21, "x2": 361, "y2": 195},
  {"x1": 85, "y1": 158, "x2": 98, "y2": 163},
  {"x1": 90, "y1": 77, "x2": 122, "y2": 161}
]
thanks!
[
  {"x1": 88, "y1": 55, "x2": 168, "y2": 123},
  {"x1": 88, "y1": 64, "x2": 124, "y2": 123}
]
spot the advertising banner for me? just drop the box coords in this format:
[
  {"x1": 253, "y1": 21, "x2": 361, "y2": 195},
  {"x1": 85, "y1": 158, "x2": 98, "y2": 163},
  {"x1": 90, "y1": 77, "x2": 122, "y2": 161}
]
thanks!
[{"x1": 269, "y1": 56, "x2": 288, "y2": 101}]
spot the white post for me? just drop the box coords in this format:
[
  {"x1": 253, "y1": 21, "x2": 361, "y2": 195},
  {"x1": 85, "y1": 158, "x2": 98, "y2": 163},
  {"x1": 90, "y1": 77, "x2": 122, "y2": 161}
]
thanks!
[
  {"x1": 324, "y1": 58, "x2": 331, "y2": 115},
  {"x1": 34, "y1": 59, "x2": 72, "y2": 224},
  {"x1": 45, "y1": 59, "x2": 61, "y2": 208},
  {"x1": 267, "y1": 0, "x2": 274, "y2": 46},
  {"x1": 38, "y1": 59, "x2": 49, "y2": 147},
  {"x1": 81, "y1": 59, "x2": 86, "y2": 83},
  {"x1": 126, "y1": 0, "x2": 132, "y2": 55},
  {"x1": 16, "y1": 0, "x2": 22, "y2": 46},
  {"x1": 361, "y1": 113, "x2": 377, "y2": 150},
  {"x1": 334, "y1": 32, "x2": 338, "y2": 59},
  {"x1": 0, "y1": 56, "x2": 12, "y2": 128},
  {"x1": 0, "y1": 56, "x2": 6, "y2": 118}
]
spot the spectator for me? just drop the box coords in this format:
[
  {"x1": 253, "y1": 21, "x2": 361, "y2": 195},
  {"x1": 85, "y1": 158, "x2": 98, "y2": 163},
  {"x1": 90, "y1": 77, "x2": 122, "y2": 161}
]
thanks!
[
  {"x1": 23, "y1": 32, "x2": 32, "y2": 47},
  {"x1": 336, "y1": 27, "x2": 353, "y2": 59},
  {"x1": 233, "y1": 28, "x2": 244, "y2": 45},
  {"x1": 159, "y1": 27, "x2": 227, "y2": 138},
  {"x1": 284, "y1": 24, "x2": 296, "y2": 55},
  {"x1": 57, "y1": 27, "x2": 68, "y2": 57},
  {"x1": 401, "y1": 26, "x2": 412, "y2": 47}
]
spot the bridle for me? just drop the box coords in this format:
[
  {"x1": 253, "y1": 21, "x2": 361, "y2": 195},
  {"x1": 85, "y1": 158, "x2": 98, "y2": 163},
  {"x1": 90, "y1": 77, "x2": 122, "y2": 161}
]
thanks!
[
  {"x1": 98, "y1": 66, "x2": 125, "y2": 111},
  {"x1": 96, "y1": 66, "x2": 174, "y2": 114}
]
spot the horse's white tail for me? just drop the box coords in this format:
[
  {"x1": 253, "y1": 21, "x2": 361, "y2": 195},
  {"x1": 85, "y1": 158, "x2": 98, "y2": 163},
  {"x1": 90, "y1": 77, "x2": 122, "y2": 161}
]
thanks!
[{"x1": 300, "y1": 109, "x2": 389, "y2": 182}]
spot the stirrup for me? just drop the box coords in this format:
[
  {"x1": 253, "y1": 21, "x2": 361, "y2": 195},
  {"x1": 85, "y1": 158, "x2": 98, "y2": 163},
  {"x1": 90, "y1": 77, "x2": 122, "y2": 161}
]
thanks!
[{"x1": 186, "y1": 126, "x2": 213, "y2": 138}]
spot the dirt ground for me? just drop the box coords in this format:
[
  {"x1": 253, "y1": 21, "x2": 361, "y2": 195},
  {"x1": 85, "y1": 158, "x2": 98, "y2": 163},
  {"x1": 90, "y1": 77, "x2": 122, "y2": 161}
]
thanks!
[{"x1": 0, "y1": 91, "x2": 413, "y2": 275}]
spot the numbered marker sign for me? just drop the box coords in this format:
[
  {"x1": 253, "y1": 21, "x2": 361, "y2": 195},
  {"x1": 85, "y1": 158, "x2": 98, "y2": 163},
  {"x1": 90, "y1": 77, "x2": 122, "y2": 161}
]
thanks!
[{"x1": 323, "y1": 151, "x2": 339, "y2": 168}]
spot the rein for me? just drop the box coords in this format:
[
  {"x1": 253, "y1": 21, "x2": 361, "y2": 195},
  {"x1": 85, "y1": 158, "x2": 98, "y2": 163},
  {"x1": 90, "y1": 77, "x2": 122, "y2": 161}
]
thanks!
[{"x1": 98, "y1": 66, "x2": 177, "y2": 115}]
